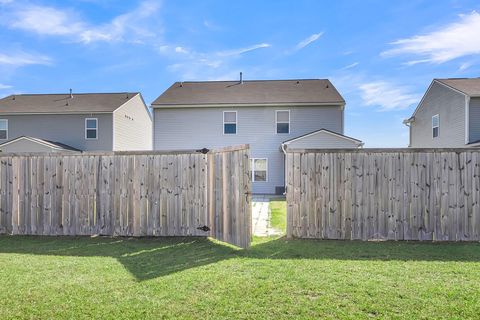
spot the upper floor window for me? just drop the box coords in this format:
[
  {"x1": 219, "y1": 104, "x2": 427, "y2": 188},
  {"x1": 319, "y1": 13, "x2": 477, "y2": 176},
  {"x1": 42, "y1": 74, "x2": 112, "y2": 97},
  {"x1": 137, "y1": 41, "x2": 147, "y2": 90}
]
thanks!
[
  {"x1": 0, "y1": 119, "x2": 7, "y2": 140},
  {"x1": 276, "y1": 110, "x2": 290, "y2": 134},
  {"x1": 432, "y1": 114, "x2": 439, "y2": 138},
  {"x1": 251, "y1": 158, "x2": 267, "y2": 182},
  {"x1": 223, "y1": 111, "x2": 237, "y2": 134},
  {"x1": 85, "y1": 118, "x2": 98, "y2": 140}
]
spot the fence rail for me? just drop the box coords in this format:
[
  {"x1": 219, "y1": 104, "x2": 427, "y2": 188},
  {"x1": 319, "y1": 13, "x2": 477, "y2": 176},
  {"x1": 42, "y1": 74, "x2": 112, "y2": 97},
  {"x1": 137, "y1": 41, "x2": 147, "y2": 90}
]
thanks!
[
  {"x1": 0, "y1": 145, "x2": 252, "y2": 247},
  {"x1": 285, "y1": 149, "x2": 480, "y2": 241}
]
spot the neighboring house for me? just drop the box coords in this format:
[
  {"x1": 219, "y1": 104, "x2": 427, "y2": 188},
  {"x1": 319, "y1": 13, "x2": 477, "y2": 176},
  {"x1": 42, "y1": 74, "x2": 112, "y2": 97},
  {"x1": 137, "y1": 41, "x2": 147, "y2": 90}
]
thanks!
[
  {"x1": 152, "y1": 78, "x2": 362, "y2": 194},
  {"x1": 0, "y1": 92, "x2": 152, "y2": 152},
  {"x1": 404, "y1": 78, "x2": 480, "y2": 148}
]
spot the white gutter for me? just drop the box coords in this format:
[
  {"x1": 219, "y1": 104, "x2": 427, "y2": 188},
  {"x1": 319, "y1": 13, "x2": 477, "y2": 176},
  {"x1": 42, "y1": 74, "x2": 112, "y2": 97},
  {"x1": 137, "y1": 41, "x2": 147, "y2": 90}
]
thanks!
[{"x1": 465, "y1": 95, "x2": 470, "y2": 144}]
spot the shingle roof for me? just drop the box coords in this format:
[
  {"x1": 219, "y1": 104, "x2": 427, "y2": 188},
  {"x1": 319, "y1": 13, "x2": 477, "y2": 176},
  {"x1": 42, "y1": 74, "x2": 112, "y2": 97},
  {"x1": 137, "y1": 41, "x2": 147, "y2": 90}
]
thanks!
[
  {"x1": 436, "y1": 78, "x2": 480, "y2": 97},
  {"x1": 0, "y1": 92, "x2": 139, "y2": 114},
  {"x1": 152, "y1": 79, "x2": 345, "y2": 107},
  {"x1": 0, "y1": 136, "x2": 81, "y2": 152}
]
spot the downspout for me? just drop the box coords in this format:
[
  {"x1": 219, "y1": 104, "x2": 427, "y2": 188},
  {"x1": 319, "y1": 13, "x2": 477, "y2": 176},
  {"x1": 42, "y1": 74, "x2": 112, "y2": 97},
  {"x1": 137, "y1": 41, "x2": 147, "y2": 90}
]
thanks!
[
  {"x1": 403, "y1": 117, "x2": 414, "y2": 147},
  {"x1": 281, "y1": 143, "x2": 288, "y2": 195},
  {"x1": 465, "y1": 95, "x2": 470, "y2": 145}
]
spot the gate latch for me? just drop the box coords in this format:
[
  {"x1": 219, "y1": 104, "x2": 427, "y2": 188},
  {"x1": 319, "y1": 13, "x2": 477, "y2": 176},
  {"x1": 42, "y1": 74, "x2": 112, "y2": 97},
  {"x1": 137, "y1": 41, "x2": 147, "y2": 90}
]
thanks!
[
  {"x1": 197, "y1": 225, "x2": 210, "y2": 232},
  {"x1": 196, "y1": 148, "x2": 210, "y2": 154}
]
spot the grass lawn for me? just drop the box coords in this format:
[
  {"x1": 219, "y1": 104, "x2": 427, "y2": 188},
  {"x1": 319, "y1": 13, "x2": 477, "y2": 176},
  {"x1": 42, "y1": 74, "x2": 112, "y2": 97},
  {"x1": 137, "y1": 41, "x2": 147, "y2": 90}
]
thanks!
[
  {"x1": 269, "y1": 200, "x2": 286, "y2": 233},
  {"x1": 1, "y1": 236, "x2": 480, "y2": 319}
]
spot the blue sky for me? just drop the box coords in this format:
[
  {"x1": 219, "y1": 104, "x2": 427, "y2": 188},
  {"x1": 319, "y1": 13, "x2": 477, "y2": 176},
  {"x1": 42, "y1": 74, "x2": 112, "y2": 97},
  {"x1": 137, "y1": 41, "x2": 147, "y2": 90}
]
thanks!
[{"x1": 1, "y1": 0, "x2": 480, "y2": 147}]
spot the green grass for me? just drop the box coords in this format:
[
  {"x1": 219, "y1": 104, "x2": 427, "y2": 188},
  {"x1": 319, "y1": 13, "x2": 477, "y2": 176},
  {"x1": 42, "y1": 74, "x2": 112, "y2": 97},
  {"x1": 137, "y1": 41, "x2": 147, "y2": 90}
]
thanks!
[
  {"x1": 1, "y1": 236, "x2": 480, "y2": 319},
  {"x1": 269, "y1": 200, "x2": 286, "y2": 233}
]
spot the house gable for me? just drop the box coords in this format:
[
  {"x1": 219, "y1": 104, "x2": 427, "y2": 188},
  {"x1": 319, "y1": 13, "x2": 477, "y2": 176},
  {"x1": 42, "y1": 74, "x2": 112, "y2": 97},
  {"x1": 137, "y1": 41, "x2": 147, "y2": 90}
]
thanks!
[
  {"x1": 0, "y1": 136, "x2": 81, "y2": 153},
  {"x1": 282, "y1": 129, "x2": 363, "y2": 150},
  {"x1": 408, "y1": 81, "x2": 467, "y2": 147},
  {"x1": 113, "y1": 93, "x2": 153, "y2": 151}
]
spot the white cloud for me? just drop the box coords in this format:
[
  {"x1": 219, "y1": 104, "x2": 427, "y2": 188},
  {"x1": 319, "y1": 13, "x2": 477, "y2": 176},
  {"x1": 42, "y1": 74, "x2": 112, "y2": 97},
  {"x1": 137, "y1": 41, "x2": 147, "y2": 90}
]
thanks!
[
  {"x1": 203, "y1": 19, "x2": 221, "y2": 31},
  {"x1": 359, "y1": 81, "x2": 420, "y2": 111},
  {"x1": 294, "y1": 32, "x2": 323, "y2": 51},
  {"x1": 8, "y1": 5, "x2": 83, "y2": 36},
  {"x1": 217, "y1": 43, "x2": 271, "y2": 57},
  {"x1": 0, "y1": 51, "x2": 52, "y2": 66},
  {"x1": 174, "y1": 46, "x2": 189, "y2": 54},
  {"x1": 459, "y1": 61, "x2": 472, "y2": 71},
  {"x1": 340, "y1": 62, "x2": 359, "y2": 70},
  {"x1": 0, "y1": 84, "x2": 12, "y2": 89},
  {"x1": 382, "y1": 11, "x2": 480, "y2": 64},
  {"x1": 2, "y1": 1, "x2": 161, "y2": 44},
  {"x1": 159, "y1": 42, "x2": 271, "y2": 80}
]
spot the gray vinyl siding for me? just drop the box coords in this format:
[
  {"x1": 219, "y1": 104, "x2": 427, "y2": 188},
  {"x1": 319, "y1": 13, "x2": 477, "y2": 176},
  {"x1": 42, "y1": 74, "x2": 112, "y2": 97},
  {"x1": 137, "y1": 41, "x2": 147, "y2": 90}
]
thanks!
[
  {"x1": 469, "y1": 98, "x2": 480, "y2": 143},
  {"x1": 154, "y1": 105, "x2": 343, "y2": 194},
  {"x1": 113, "y1": 94, "x2": 152, "y2": 151},
  {"x1": 284, "y1": 131, "x2": 361, "y2": 149},
  {"x1": 0, "y1": 114, "x2": 113, "y2": 151},
  {"x1": 410, "y1": 82, "x2": 466, "y2": 147}
]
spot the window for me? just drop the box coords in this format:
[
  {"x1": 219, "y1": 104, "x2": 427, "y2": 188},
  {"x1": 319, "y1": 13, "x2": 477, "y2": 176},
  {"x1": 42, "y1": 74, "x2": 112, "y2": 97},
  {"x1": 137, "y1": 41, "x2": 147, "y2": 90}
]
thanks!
[
  {"x1": 223, "y1": 111, "x2": 237, "y2": 134},
  {"x1": 251, "y1": 158, "x2": 267, "y2": 182},
  {"x1": 0, "y1": 119, "x2": 7, "y2": 140},
  {"x1": 432, "y1": 114, "x2": 439, "y2": 138},
  {"x1": 276, "y1": 110, "x2": 290, "y2": 134},
  {"x1": 85, "y1": 118, "x2": 98, "y2": 140}
]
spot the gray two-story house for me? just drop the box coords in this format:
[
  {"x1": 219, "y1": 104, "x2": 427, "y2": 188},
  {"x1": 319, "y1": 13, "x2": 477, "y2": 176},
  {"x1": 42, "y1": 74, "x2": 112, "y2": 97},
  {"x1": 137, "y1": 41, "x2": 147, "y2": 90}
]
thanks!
[
  {"x1": 404, "y1": 78, "x2": 480, "y2": 148},
  {"x1": 0, "y1": 92, "x2": 152, "y2": 152},
  {"x1": 152, "y1": 79, "x2": 363, "y2": 194}
]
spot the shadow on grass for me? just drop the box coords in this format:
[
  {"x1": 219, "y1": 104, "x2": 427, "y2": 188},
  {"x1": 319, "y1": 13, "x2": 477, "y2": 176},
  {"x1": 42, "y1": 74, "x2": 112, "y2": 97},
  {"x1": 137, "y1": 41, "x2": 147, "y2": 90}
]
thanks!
[{"x1": 0, "y1": 235, "x2": 479, "y2": 281}]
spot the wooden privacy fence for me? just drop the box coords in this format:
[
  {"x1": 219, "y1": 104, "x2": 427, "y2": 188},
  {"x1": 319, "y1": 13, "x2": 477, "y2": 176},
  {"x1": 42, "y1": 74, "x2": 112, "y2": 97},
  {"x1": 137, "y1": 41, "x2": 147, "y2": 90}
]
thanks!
[
  {"x1": 0, "y1": 145, "x2": 252, "y2": 248},
  {"x1": 286, "y1": 148, "x2": 480, "y2": 241}
]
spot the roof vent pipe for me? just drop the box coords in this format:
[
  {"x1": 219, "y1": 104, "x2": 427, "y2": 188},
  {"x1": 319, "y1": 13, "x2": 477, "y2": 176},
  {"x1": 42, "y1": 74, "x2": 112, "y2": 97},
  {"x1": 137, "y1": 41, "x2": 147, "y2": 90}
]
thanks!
[
  {"x1": 69, "y1": 88, "x2": 73, "y2": 99},
  {"x1": 240, "y1": 72, "x2": 243, "y2": 84}
]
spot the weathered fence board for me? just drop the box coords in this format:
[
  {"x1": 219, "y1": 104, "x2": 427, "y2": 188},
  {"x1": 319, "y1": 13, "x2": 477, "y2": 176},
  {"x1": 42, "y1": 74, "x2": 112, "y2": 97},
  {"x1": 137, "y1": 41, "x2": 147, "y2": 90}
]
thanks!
[
  {"x1": 207, "y1": 146, "x2": 252, "y2": 249},
  {"x1": 0, "y1": 145, "x2": 251, "y2": 248},
  {"x1": 286, "y1": 149, "x2": 480, "y2": 241}
]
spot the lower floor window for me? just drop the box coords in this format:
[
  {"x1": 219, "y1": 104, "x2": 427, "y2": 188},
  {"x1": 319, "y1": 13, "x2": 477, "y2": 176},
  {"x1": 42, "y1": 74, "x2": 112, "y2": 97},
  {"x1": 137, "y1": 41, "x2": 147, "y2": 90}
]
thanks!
[{"x1": 252, "y1": 158, "x2": 267, "y2": 182}]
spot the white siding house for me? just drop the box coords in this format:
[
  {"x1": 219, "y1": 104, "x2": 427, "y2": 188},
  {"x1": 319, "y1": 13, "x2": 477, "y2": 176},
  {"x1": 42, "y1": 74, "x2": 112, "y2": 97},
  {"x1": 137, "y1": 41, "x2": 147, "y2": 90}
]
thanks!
[
  {"x1": 152, "y1": 79, "x2": 362, "y2": 194},
  {"x1": 405, "y1": 78, "x2": 480, "y2": 148},
  {"x1": 0, "y1": 92, "x2": 152, "y2": 152}
]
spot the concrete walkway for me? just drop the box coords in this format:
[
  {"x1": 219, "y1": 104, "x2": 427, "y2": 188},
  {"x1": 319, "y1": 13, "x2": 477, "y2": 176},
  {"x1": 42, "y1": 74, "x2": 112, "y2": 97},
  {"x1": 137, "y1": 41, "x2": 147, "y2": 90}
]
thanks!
[{"x1": 251, "y1": 195, "x2": 283, "y2": 236}]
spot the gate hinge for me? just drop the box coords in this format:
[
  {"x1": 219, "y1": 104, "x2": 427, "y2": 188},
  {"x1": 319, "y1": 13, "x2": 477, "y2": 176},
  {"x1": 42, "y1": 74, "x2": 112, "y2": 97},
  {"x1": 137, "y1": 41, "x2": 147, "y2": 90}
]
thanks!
[
  {"x1": 196, "y1": 148, "x2": 210, "y2": 154},
  {"x1": 197, "y1": 225, "x2": 210, "y2": 232}
]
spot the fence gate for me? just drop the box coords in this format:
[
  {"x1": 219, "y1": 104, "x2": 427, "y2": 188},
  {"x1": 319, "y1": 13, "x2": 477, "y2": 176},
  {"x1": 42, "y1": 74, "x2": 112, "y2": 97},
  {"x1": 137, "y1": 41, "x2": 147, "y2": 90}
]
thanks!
[
  {"x1": 207, "y1": 145, "x2": 252, "y2": 248},
  {"x1": 0, "y1": 145, "x2": 252, "y2": 248}
]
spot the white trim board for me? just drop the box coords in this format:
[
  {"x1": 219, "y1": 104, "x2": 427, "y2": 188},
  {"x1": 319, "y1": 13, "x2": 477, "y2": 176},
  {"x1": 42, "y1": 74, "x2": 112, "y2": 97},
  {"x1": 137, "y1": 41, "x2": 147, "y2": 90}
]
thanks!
[{"x1": 152, "y1": 102, "x2": 345, "y2": 109}]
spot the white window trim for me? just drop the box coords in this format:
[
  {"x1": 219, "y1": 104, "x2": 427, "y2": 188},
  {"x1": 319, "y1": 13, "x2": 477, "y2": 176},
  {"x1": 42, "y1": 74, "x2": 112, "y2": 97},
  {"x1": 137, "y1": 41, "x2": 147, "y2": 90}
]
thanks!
[
  {"x1": 223, "y1": 110, "x2": 237, "y2": 135},
  {"x1": 85, "y1": 118, "x2": 98, "y2": 140},
  {"x1": 251, "y1": 158, "x2": 268, "y2": 182},
  {"x1": 432, "y1": 114, "x2": 439, "y2": 139},
  {"x1": 275, "y1": 110, "x2": 290, "y2": 134},
  {"x1": 0, "y1": 119, "x2": 8, "y2": 140}
]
